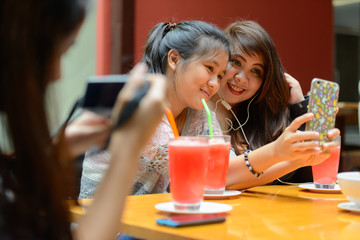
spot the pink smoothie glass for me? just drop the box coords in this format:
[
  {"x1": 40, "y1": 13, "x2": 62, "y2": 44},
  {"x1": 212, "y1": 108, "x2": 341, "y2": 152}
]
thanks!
[
  {"x1": 312, "y1": 136, "x2": 341, "y2": 189},
  {"x1": 168, "y1": 136, "x2": 209, "y2": 210},
  {"x1": 201, "y1": 135, "x2": 231, "y2": 194}
]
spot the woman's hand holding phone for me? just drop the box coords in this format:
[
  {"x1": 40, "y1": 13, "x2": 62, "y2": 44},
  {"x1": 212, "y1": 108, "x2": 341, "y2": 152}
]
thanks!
[
  {"x1": 109, "y1": 63, "x2": 167, "y2": 153},
  {"x1": 271, "y1": 111, "x2": 340, "y2": 167}
]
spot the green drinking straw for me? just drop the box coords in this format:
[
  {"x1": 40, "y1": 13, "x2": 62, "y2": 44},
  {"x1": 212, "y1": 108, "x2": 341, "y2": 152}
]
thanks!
[{"x1": 201, "y1": 98, "x2": 214, "y2": 137}]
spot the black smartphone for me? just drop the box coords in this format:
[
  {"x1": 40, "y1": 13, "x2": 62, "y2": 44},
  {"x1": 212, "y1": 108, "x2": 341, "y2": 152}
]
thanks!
[
  {"x1": 82, "y1": 74, "x2": 128, "y2": 118},
  {"x1": 156, "y1": 213, "x2": 226, "y2": 228},
  {"x1": 81, "y1": 74, "x2": 150, "y2": 152}
]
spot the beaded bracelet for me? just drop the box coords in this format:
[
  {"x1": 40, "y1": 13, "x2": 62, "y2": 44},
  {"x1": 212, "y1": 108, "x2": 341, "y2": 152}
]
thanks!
[{"x1": 244, "y1": 150, "x2": 263, "y2": 177}]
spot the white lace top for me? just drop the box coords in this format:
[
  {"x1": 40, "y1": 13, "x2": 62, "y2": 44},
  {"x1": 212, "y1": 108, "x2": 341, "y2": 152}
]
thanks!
[{"x1": 80, "y1": 108, "x2": 224, "y2": 196}]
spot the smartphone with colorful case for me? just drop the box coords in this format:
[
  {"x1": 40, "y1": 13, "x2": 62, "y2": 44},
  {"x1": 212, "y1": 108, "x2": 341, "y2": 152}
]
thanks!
[{"x1": 305, "y1": 78, "x2": 340, "y2": 147}]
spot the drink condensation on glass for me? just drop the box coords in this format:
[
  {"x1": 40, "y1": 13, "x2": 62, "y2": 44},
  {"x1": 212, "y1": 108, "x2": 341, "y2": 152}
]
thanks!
[
  {"x1": 202, "y1": 135, "x2": 231, "y2": 194},
  {"x1": 312, "y1": 136, "x2": 341, "y2": 189},
  {"x1": 168, "y1": 136, "x2": 209, "y2": 210}
]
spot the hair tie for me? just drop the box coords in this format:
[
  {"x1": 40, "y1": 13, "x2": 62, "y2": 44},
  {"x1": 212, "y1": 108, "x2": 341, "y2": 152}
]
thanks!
[{"x1": 165, "y1": 22, "x2": 177, "y2": 33}]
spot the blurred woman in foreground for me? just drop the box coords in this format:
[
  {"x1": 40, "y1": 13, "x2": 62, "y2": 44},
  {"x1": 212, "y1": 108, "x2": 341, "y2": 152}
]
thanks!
[{"x1": 0, "y1": 0, "x2": 167, "y2": 239}]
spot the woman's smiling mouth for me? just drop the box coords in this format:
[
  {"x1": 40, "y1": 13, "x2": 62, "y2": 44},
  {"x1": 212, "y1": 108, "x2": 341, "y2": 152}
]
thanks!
[{"x1": 228, "y1": 82, "x2": 244, "y2": 95}]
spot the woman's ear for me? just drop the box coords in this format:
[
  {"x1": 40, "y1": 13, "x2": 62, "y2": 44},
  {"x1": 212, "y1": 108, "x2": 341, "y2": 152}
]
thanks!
[{"x1": 168, "y1": 49, "x2": 181, "y2": 72}]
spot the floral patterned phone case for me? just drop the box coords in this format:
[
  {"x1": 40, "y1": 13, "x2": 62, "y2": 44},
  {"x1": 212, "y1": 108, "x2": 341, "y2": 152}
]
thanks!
[{"x1": 305, "y1": 78, "x2": 340, "y2": 146}]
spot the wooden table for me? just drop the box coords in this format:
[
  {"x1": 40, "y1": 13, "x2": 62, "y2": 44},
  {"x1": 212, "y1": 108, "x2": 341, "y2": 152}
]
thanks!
[{"x1": 70, "y1": 185, "x2": 360, "y2": 240}]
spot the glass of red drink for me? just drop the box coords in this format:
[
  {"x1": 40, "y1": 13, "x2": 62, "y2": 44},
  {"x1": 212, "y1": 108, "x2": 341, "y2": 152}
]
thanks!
[
  {"x1": 312, "y1": 136, "x2": 341, "y2": 189},
  {"x1": 168, "y1": 136, "x2": 209, "y2": 210},
  {"x1": 201, "y1": 135, "x2": 231, "y2": 194}
]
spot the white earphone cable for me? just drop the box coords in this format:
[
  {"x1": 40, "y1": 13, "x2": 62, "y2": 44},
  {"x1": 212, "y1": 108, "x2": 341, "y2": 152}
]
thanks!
[
  {"x1": 214, "y1": 92, "x2": 257, "y2": 147},
  {"x1": 215, "y1": 92, "x2": 307, "y2": 185}
]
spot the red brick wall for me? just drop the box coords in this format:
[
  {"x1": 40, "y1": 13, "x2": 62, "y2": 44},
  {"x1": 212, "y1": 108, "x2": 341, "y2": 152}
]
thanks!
[{"x1": 134, "y1": 0, "x2": 333, "y2": 93}]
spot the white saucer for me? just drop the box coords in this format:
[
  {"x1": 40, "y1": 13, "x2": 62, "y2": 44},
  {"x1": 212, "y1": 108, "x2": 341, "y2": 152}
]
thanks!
[
  {"x1": 338, "y1": 202, "x2": 360, "y2": 213},
  {"x1": 155, "y1": 201, "x2": 233, "y2": 214},
  {"x1": 298, "y1": 183, "x2": 341, "y2": 193},
  {"x1": 204, "y1": 190, "x2": 242, "y2": 199}
]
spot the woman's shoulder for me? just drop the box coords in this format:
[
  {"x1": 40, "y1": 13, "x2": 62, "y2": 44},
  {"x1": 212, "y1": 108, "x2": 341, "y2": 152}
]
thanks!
[
  {"x1": 182, "y1": 108, "x2": 205, "y2": 134},
  {"x1": 186, "y1": 108, "x2": 216, "y2": 122},
  {"x1": 148, "y1": 115, "x2": 174, "y2": 144},
  {"x1": 140, "y1": 115, "x2": 173, "y2": 158},
  {"x1": 183, "y1": 108, "x2": 222, "y2": 135}
]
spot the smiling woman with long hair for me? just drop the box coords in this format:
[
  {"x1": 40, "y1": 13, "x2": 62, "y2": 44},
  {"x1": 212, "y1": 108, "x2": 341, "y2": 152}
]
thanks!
[{"x1": 208, "y1": 20, "x2": 341, "y2": 190}]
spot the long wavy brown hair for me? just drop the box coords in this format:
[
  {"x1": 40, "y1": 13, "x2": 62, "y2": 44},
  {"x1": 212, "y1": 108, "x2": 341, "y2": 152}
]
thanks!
[
  {"x1": 224, "y1": 21, "x2": 291, "y2": 154},
  {"x1": 0, "y1": 0, "x2": 87, "y2": 238}
]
